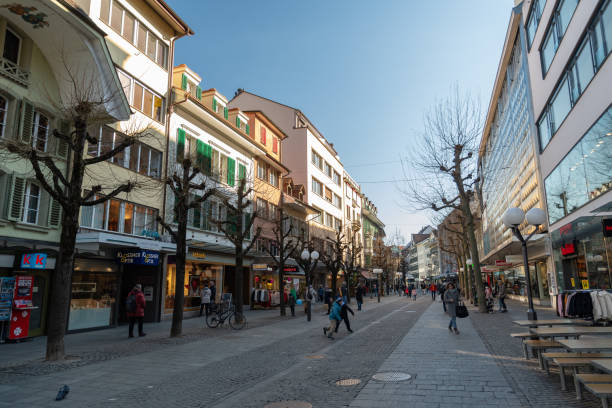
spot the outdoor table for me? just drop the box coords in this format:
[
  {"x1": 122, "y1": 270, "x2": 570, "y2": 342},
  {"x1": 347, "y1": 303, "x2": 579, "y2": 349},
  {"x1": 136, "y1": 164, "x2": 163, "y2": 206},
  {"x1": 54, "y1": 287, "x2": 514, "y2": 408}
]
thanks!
[
  {"x1": 513, "y1": 319, "x2": 592, "y2": 327},
  {"x1": 559, "y1": 339, "x2": 612, "y2": 353},
  {"x1": 530, "y1": 326, "x2": 612, "y2": 338},
  {"x1": 591, "y1": 359, "x2": 612, "y2": 374}
]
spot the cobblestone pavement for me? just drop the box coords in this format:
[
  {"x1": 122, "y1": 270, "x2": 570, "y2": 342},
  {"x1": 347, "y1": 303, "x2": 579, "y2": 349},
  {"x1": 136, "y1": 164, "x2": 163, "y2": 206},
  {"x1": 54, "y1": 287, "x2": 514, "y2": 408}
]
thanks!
[
  {"x1": 470, "y1": 299, "x2": 600, "y2": 407},
  {"x1": 350, "y1": 299, "x2": 521, "y2": 408},
  {"x1": 0, "y1": 294, "x2": 424, "y2": 407}
]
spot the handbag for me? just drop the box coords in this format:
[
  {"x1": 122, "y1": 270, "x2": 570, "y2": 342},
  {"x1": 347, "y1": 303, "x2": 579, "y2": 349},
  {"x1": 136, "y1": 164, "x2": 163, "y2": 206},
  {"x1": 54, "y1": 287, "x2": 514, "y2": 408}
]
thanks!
[{"x1": 456, "y1": 301, "x2": 469, "y2": 318}]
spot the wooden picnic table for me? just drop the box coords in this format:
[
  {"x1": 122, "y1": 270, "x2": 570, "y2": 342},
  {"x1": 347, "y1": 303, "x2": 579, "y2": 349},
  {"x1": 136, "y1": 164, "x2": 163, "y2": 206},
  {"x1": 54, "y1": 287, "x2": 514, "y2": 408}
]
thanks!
[
  {"x1": 559, "y1": 338, "x2": 612, "y2": 353},
  {"x1": 530, "y1": 326, "x2": 612, "y2": 338},
  {"x1": 513, "y1": 319, "x2": 592, "y2": 327},
  {"x1": 591, "y1": 359, "x2": 612, "y2": 374}
]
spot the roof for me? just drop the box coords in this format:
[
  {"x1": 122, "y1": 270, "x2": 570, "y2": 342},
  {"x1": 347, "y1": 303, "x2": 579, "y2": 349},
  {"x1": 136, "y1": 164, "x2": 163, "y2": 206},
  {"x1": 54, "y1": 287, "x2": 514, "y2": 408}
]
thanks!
[
  {"x1": 243, "y1": 111, "x2": 288, "y2": 140},
  {"x1": 144, "y1": 0, "x2": 194, "y2": 36}
]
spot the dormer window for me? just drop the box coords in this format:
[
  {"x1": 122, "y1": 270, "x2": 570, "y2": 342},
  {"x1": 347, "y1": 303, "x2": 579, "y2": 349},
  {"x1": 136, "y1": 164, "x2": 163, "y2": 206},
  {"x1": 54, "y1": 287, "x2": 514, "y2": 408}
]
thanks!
[
  {"x1": 3, "y1": 28, "x2": 21, "y2": 65},
  {"x1": 212, "y1": 97, "x2": 227, "y2": 119}
]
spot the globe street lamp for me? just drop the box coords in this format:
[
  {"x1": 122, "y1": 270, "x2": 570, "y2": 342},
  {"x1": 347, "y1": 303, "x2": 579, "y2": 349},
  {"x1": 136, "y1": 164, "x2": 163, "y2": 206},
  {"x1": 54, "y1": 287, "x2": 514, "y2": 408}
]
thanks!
[
  {"x1": 502, "y1": 207, "x2": 546, "y2": 321},
  {"x1": 301, "y1": 248, "x2": 319, "y2": 322}
]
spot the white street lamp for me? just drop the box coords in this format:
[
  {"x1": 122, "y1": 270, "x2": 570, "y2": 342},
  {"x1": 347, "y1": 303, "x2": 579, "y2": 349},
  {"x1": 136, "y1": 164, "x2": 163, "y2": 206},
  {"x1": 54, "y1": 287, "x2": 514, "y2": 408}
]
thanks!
[
  {"x1": 301, "y1": 248, "x2": 319, "y2": 321},
  {"x1": 501, "y1": 206, "x2": 546, "y2": 321}
]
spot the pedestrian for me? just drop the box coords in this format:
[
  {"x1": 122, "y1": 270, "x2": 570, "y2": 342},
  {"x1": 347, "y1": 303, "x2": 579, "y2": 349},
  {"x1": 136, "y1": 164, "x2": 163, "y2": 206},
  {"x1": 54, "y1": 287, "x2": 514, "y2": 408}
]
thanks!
[
  {"x1": 412, "y1": 287, "x2": 417, "y2": 301},
  {"x1": 355, "y1": 283, "x2": 364, "y2": 311},
  {"x1": 209, "y1": 280, "x2": 216, "y2": 304},
  {"x1": 335, "y1": 299, "x2": 355, "y2": 333},
  {"x1": 200, "y1": 282, "x2": 212, "y2": 317},
  {"x1": 323, "y1": 297, "x2": 342, "y2": 339},
  {"x1": 341, "y1": 282, "x2": 348, "y2": 303},
  {"x1": 430, "y1": 283, "x2": 437, "y2": 300},
  {"x1": 439, "y1": 283, "x2": 447, "y2": 312},
  {"x1": 288, "y1": 288, "x2": 296, "y2": 317},
  {"x1": 325, "y1": 287, "x2": 333, "y2": 314},
  {"x1": 126, "y1": 284, "x2": 146, "y2": 337},
  {"x1": 318, "y1": 285, "x2": 324, "y2": 303},
  {"x1": 498, "y1": 279, "x2": 507, "y2": 312},
  {"x1": 444, "y1": 282, "x2": 460, "y2": 335}
]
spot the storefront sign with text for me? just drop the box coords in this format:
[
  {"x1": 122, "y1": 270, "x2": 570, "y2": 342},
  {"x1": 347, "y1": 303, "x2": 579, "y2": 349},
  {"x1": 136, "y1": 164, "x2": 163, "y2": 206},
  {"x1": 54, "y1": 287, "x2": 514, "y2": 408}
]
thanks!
[
  {"x1": 20, "y1": 253, "x2": 47, "y2": 269},
  {"x1": 116, "y1": 250, "x2": 160, "y2": 266}
]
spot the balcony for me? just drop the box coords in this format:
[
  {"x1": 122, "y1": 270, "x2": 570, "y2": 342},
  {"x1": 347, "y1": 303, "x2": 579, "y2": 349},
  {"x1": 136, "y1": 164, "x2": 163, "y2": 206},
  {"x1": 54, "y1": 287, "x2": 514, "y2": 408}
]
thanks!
[
  {"x1": 0, "y1": 56, "x2": 30, "y2": 87},
  {"x1": 351, "y1": 220, "x2": 361, "y2": 231}
]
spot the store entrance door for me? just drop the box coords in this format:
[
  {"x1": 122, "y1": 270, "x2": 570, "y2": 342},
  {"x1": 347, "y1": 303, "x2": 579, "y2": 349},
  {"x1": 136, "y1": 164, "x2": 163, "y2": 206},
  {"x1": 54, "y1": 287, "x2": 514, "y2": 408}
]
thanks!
[
  {"x1": 119, "y1": 266, "x2": 160, "y2": 324},
  {"x1": 26, "y1": 271, "x2": 49, "y2": 337}
]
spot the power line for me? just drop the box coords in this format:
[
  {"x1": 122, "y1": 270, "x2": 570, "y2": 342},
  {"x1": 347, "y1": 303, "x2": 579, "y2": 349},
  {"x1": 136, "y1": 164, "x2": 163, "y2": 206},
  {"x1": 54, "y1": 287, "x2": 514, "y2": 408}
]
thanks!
[{"x1": 344, "y1": 160, "x2": 402, "y2": 168}]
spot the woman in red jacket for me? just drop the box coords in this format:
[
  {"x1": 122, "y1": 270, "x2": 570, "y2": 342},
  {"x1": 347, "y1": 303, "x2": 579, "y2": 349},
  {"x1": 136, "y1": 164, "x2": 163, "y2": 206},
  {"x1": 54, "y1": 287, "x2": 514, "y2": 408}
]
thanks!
[{"x1": 126, "y1": 284, "x2": 146, "y2": 337}]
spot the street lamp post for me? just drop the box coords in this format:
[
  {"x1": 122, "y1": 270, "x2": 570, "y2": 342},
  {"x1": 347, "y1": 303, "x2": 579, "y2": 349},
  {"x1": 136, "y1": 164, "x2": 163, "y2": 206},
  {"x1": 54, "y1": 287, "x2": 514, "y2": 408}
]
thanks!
[
  {"x1": 301, "y1": 248, "x2": 319, "y2": 322},
  {"x1": 502, "y1": 207, "x2": 546, "y2": 321}
]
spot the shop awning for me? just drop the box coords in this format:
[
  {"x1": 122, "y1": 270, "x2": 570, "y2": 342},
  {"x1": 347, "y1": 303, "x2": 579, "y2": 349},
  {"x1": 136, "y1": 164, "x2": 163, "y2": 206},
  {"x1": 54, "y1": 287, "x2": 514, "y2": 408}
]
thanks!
[
  {"x1": 360, "y1": 269, "x2": 376, "y2": 280},
  {"x1": 76, "y1": 231, "x2": 176, "y2": 253}
]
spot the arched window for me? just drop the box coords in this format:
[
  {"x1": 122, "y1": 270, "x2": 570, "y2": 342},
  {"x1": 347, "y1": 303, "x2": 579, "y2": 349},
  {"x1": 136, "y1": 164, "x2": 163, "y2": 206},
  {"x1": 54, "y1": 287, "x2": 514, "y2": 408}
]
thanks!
[{"x1": 0, "y1": 96, "x2": 7, "y2": 138}]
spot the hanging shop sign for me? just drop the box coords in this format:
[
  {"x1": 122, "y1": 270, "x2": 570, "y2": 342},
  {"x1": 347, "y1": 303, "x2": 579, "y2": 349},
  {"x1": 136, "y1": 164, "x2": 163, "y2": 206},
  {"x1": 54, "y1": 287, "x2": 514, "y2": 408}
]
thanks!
[
  {"x1": 20, "y1": 253, "x2": 47, "y2": 269},
  {"x1": 252, "y1": 264, "x2": 269, "y2": 271},
  {"x1": 188, "y1": 249, "x2": 206, "y2": 259},
  {"x1": 603, "y1": 219, "x2": 612, "y2": 238},
  {"x1": 283, "y1": 266, "x2": 298, "y2": 273},
  {"x1": 116, "y1": 250, "x2": 160, "y2": 266},
  {"x1": 495, "y1": 260, "x2": 511, "y2": 267},
  {"x1": 561, "y1": 242, "x2": 577, "y2": 256}
]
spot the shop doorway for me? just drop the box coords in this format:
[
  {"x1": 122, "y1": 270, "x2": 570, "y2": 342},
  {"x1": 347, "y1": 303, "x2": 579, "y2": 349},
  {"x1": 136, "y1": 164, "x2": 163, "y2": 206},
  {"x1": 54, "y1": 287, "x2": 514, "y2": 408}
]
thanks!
[
  {"x1": 562, "y1": 256, "x2": 589, "y2": 290},
  {"x1": 119, "y1": 265, "x2": 160, "y2": 324},
  {"x1": 22, "y1": 271, "x2": 49, "y2": 337}
]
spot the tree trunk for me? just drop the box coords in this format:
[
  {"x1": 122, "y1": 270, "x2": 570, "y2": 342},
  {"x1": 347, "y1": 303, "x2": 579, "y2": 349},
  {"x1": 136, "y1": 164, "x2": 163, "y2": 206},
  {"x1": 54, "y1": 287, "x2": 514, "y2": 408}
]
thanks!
[
  {"x1": 45, "y1": 211, "x2": 78, "y2": 360},
  {"x1": 234, "y1": 251, "x2": 244, "y2": 315},
  {"x1": 464, "y1": 208, "x2": 486, "y2": 313},
  {"x1": 346, "y1": 272, "x2": 352, "y2": 304},
  {"x1": 279, "y1": 258, "x2": 286, "y2": 316},
  {"x1": 331, "y1": 270, "x2": 337, "y2": 299},
  {"x1": 170, "y1": 208, "x2": 188, "y2": 337}
]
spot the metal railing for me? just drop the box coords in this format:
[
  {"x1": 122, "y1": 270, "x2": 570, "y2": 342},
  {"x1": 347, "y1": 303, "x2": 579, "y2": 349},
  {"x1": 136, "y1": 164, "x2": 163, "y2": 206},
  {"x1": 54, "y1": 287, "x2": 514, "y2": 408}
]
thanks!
[{"x1": 0, "y1": 57, "x2": 30, "y2": 87}]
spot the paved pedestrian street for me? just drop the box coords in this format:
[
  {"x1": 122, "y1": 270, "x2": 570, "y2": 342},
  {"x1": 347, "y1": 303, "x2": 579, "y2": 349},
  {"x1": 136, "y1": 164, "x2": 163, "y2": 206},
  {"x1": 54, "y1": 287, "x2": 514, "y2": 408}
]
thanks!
[{"x1": 0, "y1": 297, "x2": 602, "y2": 407}]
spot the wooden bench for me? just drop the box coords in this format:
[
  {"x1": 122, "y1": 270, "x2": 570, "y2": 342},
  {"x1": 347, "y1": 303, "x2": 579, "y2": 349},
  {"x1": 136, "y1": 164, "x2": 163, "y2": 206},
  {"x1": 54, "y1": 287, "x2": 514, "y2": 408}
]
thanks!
[
  {"x1": 583, "y1": 383, "x2": 612, "y2": 407},
  {"x1": 576, "y1": 374, "x2": 612, "y2": 400},
  {"x1": 555, "y1": 358, "x2": 603, "y2": 391},
  {"x1": 526, "y1": 340, "x2": 564, "y2": 369},
  {"x1": 542, "y1": 353, "x2": 612, "y2": 375},
  {"x1": 511, "y1": 332, "x2": 537, "y2": 358}
]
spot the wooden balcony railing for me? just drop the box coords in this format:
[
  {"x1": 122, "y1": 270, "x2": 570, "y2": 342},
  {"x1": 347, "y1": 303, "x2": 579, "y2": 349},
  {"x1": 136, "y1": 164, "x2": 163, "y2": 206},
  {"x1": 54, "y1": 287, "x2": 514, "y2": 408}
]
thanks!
[{"x1": 0, "y1": 57, "x2": 30, "y2": 87}]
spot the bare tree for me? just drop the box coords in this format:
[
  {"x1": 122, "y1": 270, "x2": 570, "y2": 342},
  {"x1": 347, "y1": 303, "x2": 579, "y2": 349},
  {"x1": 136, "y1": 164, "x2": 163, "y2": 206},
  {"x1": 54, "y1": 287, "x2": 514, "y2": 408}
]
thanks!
[
  {"x1": 320, "y1": 229, "x2": 346, "y2": 299},
  {"x1": 157, "y1": 155, "x2": 216, "y2": 337},
  {"x1": 215, "y1": 177, "x2": 261, "y2": 316},
  {"x1": 1, "y1": 83, "x2": 152, "y2": 360},
  {"x1": 400, "y1": 87, "x2": 487, "y2": 313},
  {"x1": 294, "y1": 235, "x2": 319, "y2": 321},
  {"x1": 342, "y1": 230, "x2": 363, "y2": 304}
]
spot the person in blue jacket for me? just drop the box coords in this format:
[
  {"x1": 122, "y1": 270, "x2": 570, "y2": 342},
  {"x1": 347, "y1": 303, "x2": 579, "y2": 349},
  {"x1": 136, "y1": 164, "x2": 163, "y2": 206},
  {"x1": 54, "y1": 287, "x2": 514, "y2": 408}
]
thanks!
[{"x1": 323, "y1": 297, "x2": 342, "y2": 339}]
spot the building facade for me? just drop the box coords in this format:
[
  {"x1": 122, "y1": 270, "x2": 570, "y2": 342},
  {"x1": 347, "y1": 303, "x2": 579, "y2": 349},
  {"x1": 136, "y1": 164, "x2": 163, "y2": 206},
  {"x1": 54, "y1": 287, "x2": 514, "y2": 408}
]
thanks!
[
  {"x1": 361, "y1": 195, "x2": 385, "y2": 268},
  {"x1": 522, "y1": 0, "x2": 612, "y2": 293}
]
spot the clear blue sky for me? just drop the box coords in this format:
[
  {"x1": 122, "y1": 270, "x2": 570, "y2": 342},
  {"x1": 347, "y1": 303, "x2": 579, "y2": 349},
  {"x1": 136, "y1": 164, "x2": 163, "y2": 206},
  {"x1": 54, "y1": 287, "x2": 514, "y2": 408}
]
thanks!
[{"x1": 168, "y1": 0, "x2": 514, "y2": 243}]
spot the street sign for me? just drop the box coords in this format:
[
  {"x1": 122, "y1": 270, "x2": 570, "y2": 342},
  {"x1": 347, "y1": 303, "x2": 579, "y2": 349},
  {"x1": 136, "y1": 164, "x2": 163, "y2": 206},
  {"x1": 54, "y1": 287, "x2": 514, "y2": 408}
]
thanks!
[
  {"x1": 116, "y1": 250, "x2": 160, "y2": 265},
  {"x1": 20, "y1": 253, "x2": 47, "y2": 269}
]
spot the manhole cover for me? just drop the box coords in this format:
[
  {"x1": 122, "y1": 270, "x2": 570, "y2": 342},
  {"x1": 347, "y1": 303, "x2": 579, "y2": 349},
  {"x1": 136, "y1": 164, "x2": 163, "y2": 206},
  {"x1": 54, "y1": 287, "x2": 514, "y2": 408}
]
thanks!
[
  {"x1": 305, "y1": 355, "x2": 324, "y2": 359},
  {"x1": 264, "y1": 402, "x2": 312, "y2": 408},
  {"x1": 336, "y1": 378, "x2": 361, "y2": 386},
  {"x1": 372, "y1": 372, "x2": 412, "y2": 382}
]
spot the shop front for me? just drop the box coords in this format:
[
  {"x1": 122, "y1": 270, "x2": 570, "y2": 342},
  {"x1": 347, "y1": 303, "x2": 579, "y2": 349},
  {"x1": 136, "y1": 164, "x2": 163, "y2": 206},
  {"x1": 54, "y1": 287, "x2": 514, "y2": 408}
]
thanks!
[
  {"x1": 551, "y1": 216, "x2": 612, "y2": 292},
  {"x1": 251, "y1": 263, "x2": 279, "y2": 308},
  {"x1": 0, "y1": 251, "x2": 55, "y2": 338}
]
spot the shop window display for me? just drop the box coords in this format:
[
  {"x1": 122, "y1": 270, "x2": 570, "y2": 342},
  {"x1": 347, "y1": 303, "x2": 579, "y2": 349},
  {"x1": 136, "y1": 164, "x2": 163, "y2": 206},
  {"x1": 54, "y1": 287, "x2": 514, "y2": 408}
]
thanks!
[
  {"x1": 165, "y1": 262, "x2": 222, "y2": 312},
  {"x1": 251, "y1": 274, "x2": 280, "y2": 308},
  {"x1": 69, "y1": 263, "x2": 119, "y2": 330}
]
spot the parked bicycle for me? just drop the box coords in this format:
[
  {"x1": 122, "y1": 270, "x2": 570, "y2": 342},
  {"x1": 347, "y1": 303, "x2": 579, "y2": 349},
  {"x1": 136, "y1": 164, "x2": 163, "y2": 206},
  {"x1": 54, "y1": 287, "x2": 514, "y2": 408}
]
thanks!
[{"x1": 205, "y1": 302, "x2": 246, "y2": 329}]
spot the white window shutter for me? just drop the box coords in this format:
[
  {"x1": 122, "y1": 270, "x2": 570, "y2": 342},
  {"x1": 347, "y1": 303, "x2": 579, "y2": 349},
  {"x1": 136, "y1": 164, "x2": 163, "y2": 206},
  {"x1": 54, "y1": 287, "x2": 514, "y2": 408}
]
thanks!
[{"x1": 7, "y1": 174, "x2": 26, "y2": 221}]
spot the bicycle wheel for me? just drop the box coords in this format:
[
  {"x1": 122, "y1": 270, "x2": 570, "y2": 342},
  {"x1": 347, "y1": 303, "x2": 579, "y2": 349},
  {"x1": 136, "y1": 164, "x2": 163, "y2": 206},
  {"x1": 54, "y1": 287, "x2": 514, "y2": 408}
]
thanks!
[
  {"x1": 229, "y1": 312, "x2": 246, "y2": 330},
  {"x1": 206, "y1": 314, "x2": 220, "y2": 328}
]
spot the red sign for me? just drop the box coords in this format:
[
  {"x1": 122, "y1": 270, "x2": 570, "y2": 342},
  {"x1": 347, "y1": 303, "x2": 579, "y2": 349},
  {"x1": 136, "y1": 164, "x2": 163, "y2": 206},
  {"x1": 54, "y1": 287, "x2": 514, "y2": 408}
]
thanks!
[
  {"x1": 495, "y1": 260, "x2": 511, "y2": 267},
  {"x1": 604, "y1": 219, "x2": 612, "y2": 238},
  {"x1": 283, "y1": 266, "x2": 298, "y2": 273},
  {"x1": 9, "y1": 276, "x2": 33, "y2": 340},
  {"x1": 561, "y1": 242, "x2": 576, "y2": 256},
  {"x1": 559, "y1": 223, "x2": 573, "y2": 236}
]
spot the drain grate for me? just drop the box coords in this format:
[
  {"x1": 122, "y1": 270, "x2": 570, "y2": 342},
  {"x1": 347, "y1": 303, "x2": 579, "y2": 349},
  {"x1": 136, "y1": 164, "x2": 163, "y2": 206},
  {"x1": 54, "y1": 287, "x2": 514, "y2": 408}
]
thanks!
[
  {"x1": 263, "y1": 401, "x2": 312, "y2": 408},
  {"x1": 336, "y1": 378, "x2": 361, "y2": 386},
  {"x1": 372, "y1": 372, "x2": 412, "y2": 382},
  {"x1": 305, "y1": 355, "x2": 324, "y2": 359}
]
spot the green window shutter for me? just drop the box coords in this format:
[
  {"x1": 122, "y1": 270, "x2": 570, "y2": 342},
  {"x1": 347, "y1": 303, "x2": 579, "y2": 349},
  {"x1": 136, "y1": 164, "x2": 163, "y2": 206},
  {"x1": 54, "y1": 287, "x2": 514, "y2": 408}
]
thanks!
[
  {"x1": 203, "y1": 143, "x2": 212, "y2": 175},
  {"x1": 238, "y1": 163, "x2": 246, "y2": 182},
  {"x1": 176, "y1": 128, "x2": 186, "y2": 161},
  {"x1": 244, "y1": 213, "x2": 251, "y2": 239},
  {"x1": 223, "y1": 106, "x2": 228, "y2": 119},
  {"x1": 20, "y1": 101, "x2": 34, "y2": 144},
  {"x1": 56, "y1": 120, "x2": 70, "y2": 159},
  {"x1": 196, "y1": 139, "x2": 205, "y2": 168},
  {"x1": 195, "y1": 86, "x2": 202, "y2": 100},
  {"x1": 245, "y1": 124, "x2": 250, "y2": 135},
  {"x1": 7, "y1": 174, "x2": 26, "y2": 221},
  {"x1": 228, "y1": 211, "x2": 237, "y2": 235},
  {"x1": 181, "y1": 74, "x2": 187, "y2": 90},
  {"x1": 227, "y1": 157, "x2": 235, "y2": 186},
  {"x1": 212, "y1": 98, "x2": 217, "y2": 112},
  {"x1": 236, "y1": 117, "x2": 240, "y2": 128},
  {"x1": 193, "y1": 197, "x2": 201, "y2": 229},
  {"x1": 48, "y1": 197, "x2": 62, "y2": 228}
]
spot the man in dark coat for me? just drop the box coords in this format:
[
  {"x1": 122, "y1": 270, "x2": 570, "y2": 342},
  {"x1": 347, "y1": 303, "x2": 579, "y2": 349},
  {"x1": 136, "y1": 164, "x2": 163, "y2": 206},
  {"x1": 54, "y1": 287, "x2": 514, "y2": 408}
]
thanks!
[
  {"x1": 355, "y1": 283, "x2": 365, "y2": 311},
  {"x1": 335, "y1": 299, "x2": 355, "y2": 333},
  {"x1": 127, "y1": 284, "x2": 146, "y2": 337}
]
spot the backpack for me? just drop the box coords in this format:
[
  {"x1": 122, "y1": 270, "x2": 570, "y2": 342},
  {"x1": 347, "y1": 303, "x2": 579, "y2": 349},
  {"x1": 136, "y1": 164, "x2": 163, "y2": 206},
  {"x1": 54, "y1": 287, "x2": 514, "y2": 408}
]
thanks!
[
  {"x1": 307, "y1": 290, "x2": 313, "y2": 301},
  {"x1": 126, "y1": 293, "x2": 137, "y2": 313}
]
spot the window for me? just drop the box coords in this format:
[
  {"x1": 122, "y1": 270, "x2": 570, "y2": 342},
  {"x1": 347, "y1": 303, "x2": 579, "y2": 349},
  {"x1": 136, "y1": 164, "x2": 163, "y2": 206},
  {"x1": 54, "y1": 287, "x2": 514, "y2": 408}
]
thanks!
[
  {"x1": 345, "y1": 183, "x2": 350, "y2": 198},
  {"x1": 32, "y1": 111, "x2": 49, "y2": 152},
  {"x1": 312, "y1": 178, "x2": 323, "y2": 196},
  {"x1": 257, "y1": 161, "x2": 267, "y2": 180},
  {"x1": 0, "y1": 96, "x2": 7, "y2": 138},
  {"x1": 334, "y1": 217, "x2": 342, "y2": 231},
  {"x1": 526, "y1": 0, "x2": 543, "y2": 48},
  {"x1": 272, "y1": 137, "x2": 278, "y2": 154},
  {"x1": 540, "y1": 0, "x2": 579, "y2": 73},
  {"x1": 324, "y1": 162, "x2": 332, "y2": 178},
  {"x1": 325, "y1": 213, "x2": 333, "y2": 228},
  {"x1": 269, "y1": 203, "x2": 278, "y2": 221},
  {"x1": 22, "y1": 182, "x2": 40, "y2": 224},
  {"x1": 574, "y1": 40, "x2": 595, "y2": 95},
  {"x1": 333, "y1": 171, "x2": 341, "y2": 186},
  {"x1": 2, "y1": 28, "x2": 21, "y2": 65},
  {"x1": 81, "y1": 193, "x2": 158, "y2": 235},
  {"x1": 257, "y1": 198, "x2": 268, "y2": 219},
  {"x1": 269, "y1": 169, "x2": 279, "y2": 188},
  {"x1": 116, "y1": 69, "x2": 164, "y2": 123},
  {"x1": 87, "y1": 126, "x2": 162, "y2": 179},
  {"x1": 100, "y1": 0, "x2": 168, "y2": 69},
  {"x1": 333, "y1": 193, "x2": 341, "y2": 208},
  {"x1": 541, "y1": 29, "x2": 557, "y2": 73},
  {"x1": 311, "y1": 150, "x2": 322, "y2": 169},
  {"x1": 260, "y1": 126, "x2": 266, "y2": 145},
  {"x1": 346, "y1": 205, "x2": 351, "y2": 220},
  {"x1": 324, "y1": 186, "x2": 332, "y2": 202},
  {"x1": 550, "y1": 78, "x2": 572, "y2": 135},
  {"x1": 313, "y1": 209, "x2": 323, "y2": 224}
]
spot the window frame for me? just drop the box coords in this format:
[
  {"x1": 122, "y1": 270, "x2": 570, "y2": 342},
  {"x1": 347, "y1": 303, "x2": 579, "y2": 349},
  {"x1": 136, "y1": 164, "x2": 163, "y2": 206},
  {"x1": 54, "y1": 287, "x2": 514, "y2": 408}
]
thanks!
[
  {"x1": 22, "y1": 181, "x2": 40, "y2": 225},
  {"x1": 81, "y1": 192, "x2": 158, "y2": 235},
  {"x1": 3, "y1": 27, "x2": 22, "y2": 66},
  {"x1": 0, "y1": 95, "x2": 8, "y2": 139},
  {"x1": 31, "y1": 111, "x2": 49, "y2": 152},
  {"x1": 116, "y1": 68, "x2": 165, "y2": 124},
  {"x1": 311, "y1": 177, "x2": 323, "y2": 196}
]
